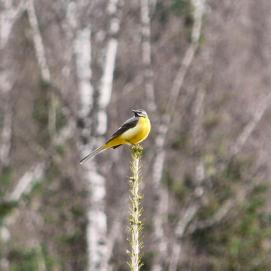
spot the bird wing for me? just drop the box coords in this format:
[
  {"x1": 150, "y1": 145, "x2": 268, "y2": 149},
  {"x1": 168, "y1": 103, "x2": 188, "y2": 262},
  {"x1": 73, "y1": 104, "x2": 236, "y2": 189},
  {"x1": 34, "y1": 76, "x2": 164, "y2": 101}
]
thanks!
[{"x1": 106, "y1": 116, "x2": 139, "y2": 143}]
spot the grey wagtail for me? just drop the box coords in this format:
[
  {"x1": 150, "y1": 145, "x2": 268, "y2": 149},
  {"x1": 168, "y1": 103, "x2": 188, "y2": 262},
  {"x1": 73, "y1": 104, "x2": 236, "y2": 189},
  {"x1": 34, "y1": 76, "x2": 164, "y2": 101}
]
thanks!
[{"x1": 80, "y1": 109, "x2": 151, "y2": 163}]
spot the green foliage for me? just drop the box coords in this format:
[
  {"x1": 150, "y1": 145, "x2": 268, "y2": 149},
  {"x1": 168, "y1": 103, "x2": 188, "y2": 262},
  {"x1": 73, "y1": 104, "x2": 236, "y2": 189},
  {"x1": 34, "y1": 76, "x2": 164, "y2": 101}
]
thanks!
[
  {"x1": 32, "y1": 89, "x2": 50, "y2": 145},
  {"x1": 224, "y1": 160, "x2": 243, "y2": 181},
  {"x1": 9, "y1": 246, "x2": 56, "y2": 271},
  {"x1": 0, "y1": 167, "x2": 13, "y2": 197},
  {"x1": 38, "y1": 162, "x2": 87, "y2": 270},
  {"x1": 170, "y1": 130, "x2": 189, "y2": 150},
  {"x1": 155, "y1": 0, "x2": 193, "y2": 27},
  {"x1": 0, "y1": 201, "x2": 17, "y2": 223},
  {"x1": 196, "y1": 159, "x2": 247, "y2": 225},
  {"x1": 171, "y1": 0, "x2": 194, "y2": 33},
  {"x1": 55, "y1": 144, "x2": 65, "y2": 157},
  {"x1": 203, "y1": 153, "x2": 217, "y2": 177},
  {"x1": 58, "y1": 230, "x2": 83, "y2": 246},
  {"x1": 192, "y1": 182, "x2": 271, "y2": 271},
  {"x1": 71, "y1": 204, "x2": 85, "y2": 218},
  {"x1": 0, "y1": 167, "x2": 15, "y2": 224},
  {"x1": 141, "y1": 252, "x2": 154, "y2": 271},
  {"x1": 171, "y1": 0, "x2": 192, "y2": 17},
  {"x1": 33, "y1": 82, "x2": 66, "y2": 146},
  {"x1": 203, "y1": 111, "x2": 221, "y2": 131},
  {"x1": 9, "y1": 249, "x2": 39, "y2": 271},
  {"x1": 155, "y1": 2, "x2": 170, "y2": 24},
  {"x1": 49, "y1": 89, "x2": 67, "y2": 133},
  {"x1": 22, "y1": 178, "x2": 45, "y2": 202},
  {"x1": 55, "y1": 108, "x2": 66, "y2": 132},
  {"x1": 163, "y1": 170, "x2": 191, "y2": 203}
]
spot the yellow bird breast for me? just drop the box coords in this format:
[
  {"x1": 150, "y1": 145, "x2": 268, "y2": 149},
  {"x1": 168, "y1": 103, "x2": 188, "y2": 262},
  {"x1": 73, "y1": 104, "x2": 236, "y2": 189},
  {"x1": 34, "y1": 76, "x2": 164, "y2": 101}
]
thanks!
[{"x1": 120, "y1": 117, "x2": 151, "y2": 144}]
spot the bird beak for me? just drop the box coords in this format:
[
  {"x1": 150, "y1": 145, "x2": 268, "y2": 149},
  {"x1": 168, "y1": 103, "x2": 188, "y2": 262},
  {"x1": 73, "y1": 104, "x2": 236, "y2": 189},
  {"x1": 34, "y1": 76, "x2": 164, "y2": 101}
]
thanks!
[{"x1": 132, "y1": 109, "x2": 138, "y2": 113}]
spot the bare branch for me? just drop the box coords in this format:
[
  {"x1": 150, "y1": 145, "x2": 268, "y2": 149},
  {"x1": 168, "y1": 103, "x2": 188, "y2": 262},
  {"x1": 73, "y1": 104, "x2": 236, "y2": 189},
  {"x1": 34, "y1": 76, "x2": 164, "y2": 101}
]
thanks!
[
  {"x1": 101, "y1": 219, "x2": 122, "y2": 271},
  {"x1": 169, "y1": 87, "x2": 206, "y2": 271},
  {"x1": 0, "y1": 120, "x2": 11, "y2": 168},
  {"x1": 230, "y1": 92, "x2": 271, "y2": 158},
  {"x1": 152, "y1": 0, "x2": 205, "y2": 186},
  {"x1": 151, "y1": 1, "x2": 205, "y2": 270},
  {"x1": 26, "y1": 0, "x2": 50, "y2": 82},
  {"x1": 188, "y1": 180, "x2": 256, "y2": 234},
  {"x1": 0, "y1": 162, "x2": 47, "y2": 247},
  {"x1": 0, "y1": 73, "x2": 13, "y2": 168},
  {"x1": 26, "y1": 0, "x2": 59, "y2": 136},
  {"x1": 7, "y1": 162, "x2": 46, "y2": 202},
  {"x1": 191, "y1": 89, "x2": 206, "y2": 153},
  {"x1": 188, "y1": 91, "x2": 271, "y2": 234},
  {"x1": 169, "y1": 204, "x2": 200, "y2": 271},
  {"x1": 168, "y1": 87, "x2": 271, "y2": 268}
]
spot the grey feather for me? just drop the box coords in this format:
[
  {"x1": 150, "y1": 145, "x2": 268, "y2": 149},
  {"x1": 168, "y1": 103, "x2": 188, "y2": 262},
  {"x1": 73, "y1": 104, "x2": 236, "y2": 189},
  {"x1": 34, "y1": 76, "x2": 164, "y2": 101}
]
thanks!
[{"x1": 106, "y1": 116, "x2": 139, "y2": 143}]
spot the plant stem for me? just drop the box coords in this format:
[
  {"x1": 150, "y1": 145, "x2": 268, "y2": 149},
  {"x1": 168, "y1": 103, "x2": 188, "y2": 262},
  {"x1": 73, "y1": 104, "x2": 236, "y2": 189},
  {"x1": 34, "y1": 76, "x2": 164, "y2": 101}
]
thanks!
[{"x1": 129, "y1": 144, "x2": 144, "y2": 271}]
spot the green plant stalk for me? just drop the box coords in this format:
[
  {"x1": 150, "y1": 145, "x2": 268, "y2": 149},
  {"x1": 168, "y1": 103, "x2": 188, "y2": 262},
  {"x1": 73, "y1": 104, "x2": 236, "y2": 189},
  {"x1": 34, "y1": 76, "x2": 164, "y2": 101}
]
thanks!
[{"x1": 128, "y1": 145, "x2": 144, "y2": 271}]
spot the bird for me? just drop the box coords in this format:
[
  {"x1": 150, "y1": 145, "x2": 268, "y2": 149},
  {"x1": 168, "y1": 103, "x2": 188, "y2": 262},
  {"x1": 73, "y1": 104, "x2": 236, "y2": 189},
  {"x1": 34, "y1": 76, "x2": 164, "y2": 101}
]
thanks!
[{"x1": 80, "y1": 109, "x2": 151, "y2": 163}]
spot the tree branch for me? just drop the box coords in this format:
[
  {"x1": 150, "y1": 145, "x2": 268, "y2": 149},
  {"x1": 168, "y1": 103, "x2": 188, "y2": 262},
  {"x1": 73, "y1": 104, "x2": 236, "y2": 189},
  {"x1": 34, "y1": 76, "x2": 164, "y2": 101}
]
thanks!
[
  {"x1": 169, "y1": 86, "x2": 206, "y2": 271},
  {"x1": 0, "y1": 73, "x2": 13, "y2": 169},
  {"x1": 230, "y1": 92, "x2": 271, "y2": 158},
  {"x1": 26, "y1": 0, "x2": 50, "y2": 82},
  {"x1": 188, "y1": 91, "x2": 271, "y2": 234},
  {"x1": 6, "y1": 162, "x2": 46, "y2": 202},
  {"x1": 151, "y1": 1, "x2": 205, "y2": 270}
]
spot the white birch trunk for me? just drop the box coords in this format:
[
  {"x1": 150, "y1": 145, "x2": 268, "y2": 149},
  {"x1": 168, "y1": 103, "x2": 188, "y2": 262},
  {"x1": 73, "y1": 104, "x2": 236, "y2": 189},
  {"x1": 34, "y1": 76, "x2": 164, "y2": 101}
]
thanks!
[
  {"x1": 96, "y1": 0, "x2": 122, "y2": 136},
  {"x1": 87, "y1": 1, "x2": 122, "y2": 269},
  {"x1": 74, "y1": 2, "x2": 122, "y2": 265},
  {"x1": 73, "y1": 27, "x2": 105, "y2": 271},
  {"x1": 67, "y1": 2, "x2": 107, "y2": 269}
]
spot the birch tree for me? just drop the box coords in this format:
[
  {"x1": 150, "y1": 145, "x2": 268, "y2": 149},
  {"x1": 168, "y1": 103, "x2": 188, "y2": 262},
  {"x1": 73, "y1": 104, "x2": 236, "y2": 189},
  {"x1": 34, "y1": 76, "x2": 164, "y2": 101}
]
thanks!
[{"x1": 74, "y1": 0, "x2": 122, "y2": 269}]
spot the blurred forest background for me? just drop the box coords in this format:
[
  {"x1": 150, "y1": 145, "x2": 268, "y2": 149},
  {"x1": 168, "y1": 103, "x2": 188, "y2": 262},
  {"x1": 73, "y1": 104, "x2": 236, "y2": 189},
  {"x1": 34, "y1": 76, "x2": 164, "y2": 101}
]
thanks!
[{"x1": 1, "y1": 0, "x2": 271, "y2": 270}]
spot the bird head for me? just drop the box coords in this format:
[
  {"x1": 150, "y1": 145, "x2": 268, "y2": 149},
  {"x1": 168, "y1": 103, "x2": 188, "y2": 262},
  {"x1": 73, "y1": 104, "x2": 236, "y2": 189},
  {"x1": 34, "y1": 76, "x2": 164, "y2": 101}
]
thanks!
[{"x1": 132, "y1": 109, "x2": 148, "y2": 118}]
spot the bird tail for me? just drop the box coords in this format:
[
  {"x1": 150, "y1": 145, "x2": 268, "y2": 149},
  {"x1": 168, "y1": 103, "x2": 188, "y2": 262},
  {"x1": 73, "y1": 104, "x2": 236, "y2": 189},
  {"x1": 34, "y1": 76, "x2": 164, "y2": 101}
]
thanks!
[{"x1": 80, "y1": 145, "x2": 107, "y2": 164}]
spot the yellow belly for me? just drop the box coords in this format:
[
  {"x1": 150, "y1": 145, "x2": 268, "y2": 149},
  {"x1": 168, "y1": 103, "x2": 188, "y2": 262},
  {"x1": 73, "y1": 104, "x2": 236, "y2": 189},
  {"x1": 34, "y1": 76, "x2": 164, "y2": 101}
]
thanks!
[
  {"x1": 120, "y1": 117, "x2": 151, "y2": 144},
  {"x1": 104, "y1": 117, "x2": 151, "y2": 149}
]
